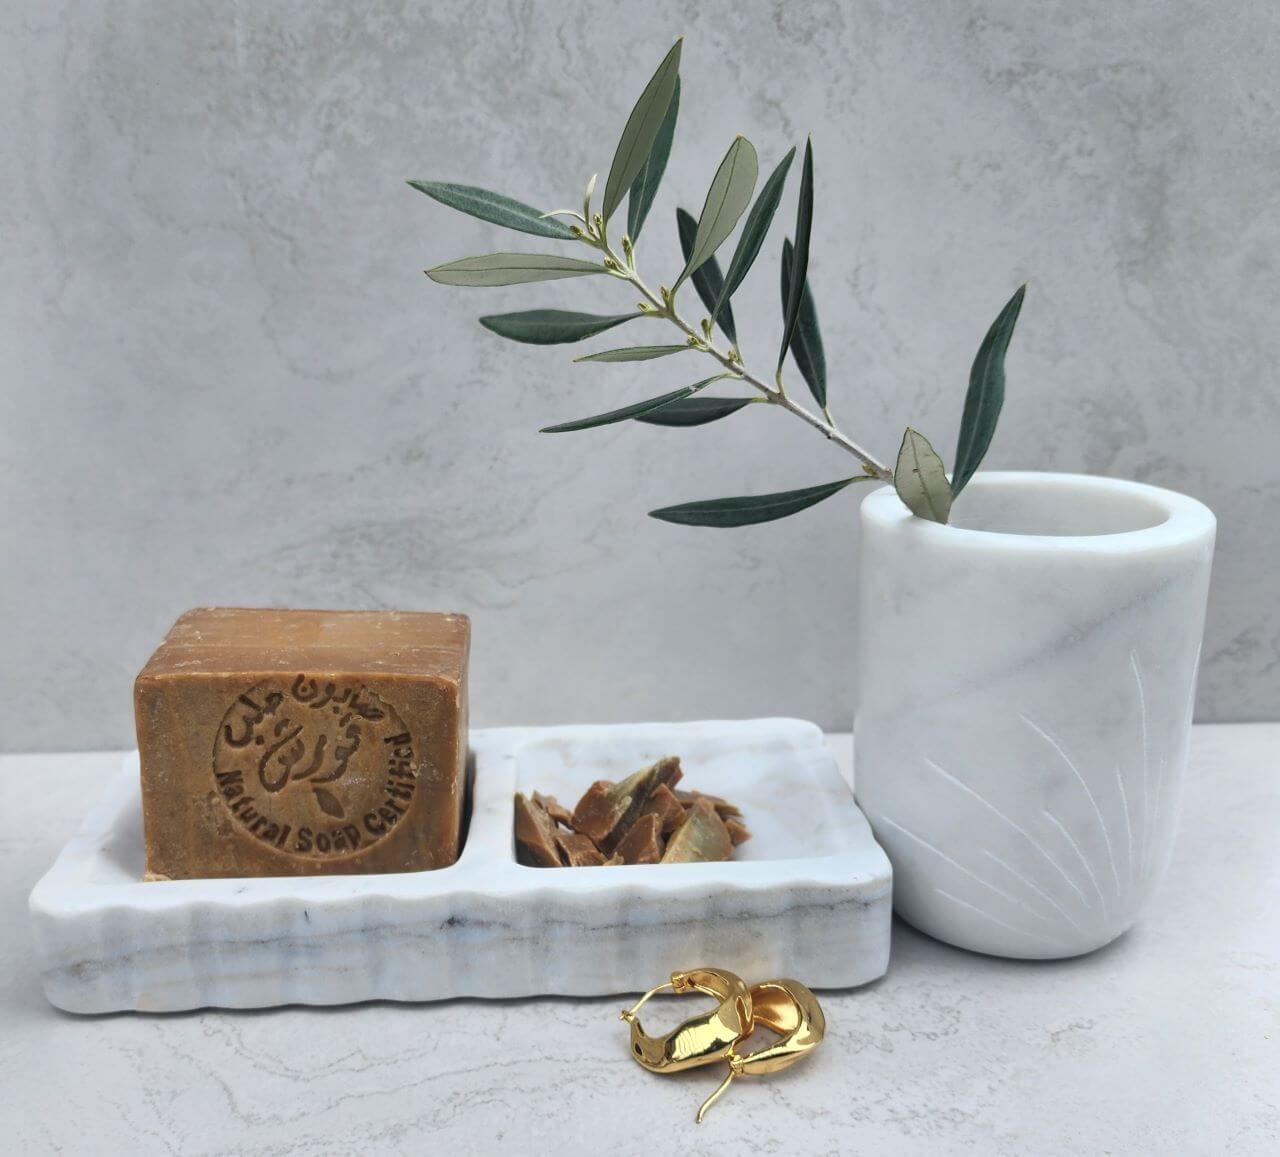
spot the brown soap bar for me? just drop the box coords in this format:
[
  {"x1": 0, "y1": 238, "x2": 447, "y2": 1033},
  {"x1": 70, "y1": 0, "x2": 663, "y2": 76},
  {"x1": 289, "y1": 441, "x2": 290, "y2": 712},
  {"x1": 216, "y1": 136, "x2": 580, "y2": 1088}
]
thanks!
[
  {"x1": 661, "y1": 798, "x2": 733, "y2": 863},
  {"x1": 136, "y1": 607, "x2": 470, "y2": 880}
]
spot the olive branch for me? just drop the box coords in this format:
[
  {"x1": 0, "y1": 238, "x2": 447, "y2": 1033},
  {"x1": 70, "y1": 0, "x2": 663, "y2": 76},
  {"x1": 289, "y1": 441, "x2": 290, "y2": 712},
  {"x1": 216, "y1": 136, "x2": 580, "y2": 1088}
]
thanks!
[{"x1": 411, "y1": 38, "x2": 1024, "y2": 527}]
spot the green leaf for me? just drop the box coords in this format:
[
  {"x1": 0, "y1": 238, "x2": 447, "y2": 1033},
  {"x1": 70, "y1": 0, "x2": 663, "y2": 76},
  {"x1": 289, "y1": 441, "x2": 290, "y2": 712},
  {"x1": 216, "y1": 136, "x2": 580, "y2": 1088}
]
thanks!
[
  {"x1": 777, "y1": 138, "x2": 814, "y2": 375},
  {"x1": 780, "y1": 237, "x2": 827, "y2": 408},
  {"x1": 714, "y1": 147, "x2": 795, "y2": 319},
  {"x1": 650, "y1": 476, "x2": 869, "y2": 527},
  {"x1": 603, "y1": 39, "x2": 683, "y2": 223},
  {"x1": 574, "y1": 344, "x2": 689, "y2": 363},
  {"x1": 894, "y1": 427, "x2": 953, "y2": 523},
  {"x1": 676, "y1": 208, "x2": 736, "y2": 344},
  {"x1": 426, "y1": 253, "x2": 604, "y2": 287},
  {"x1": 627, "y1": 76, "x2": 679, "y2": 242},
  {"x1": 541, "y1": 375, "x2": 722, "y2": 433},
  {"x1": 480, "y1": 310, "x2": 639, "y2": 345},
  {"x1": 952, "y1": 284, "x2": 1026, "y2": 498},
  {"x1": 675, "y1": 137, "x2": 759, "y2": 289},
  {"x1": 634, "y1": 395, "x2": 757, "y2": 427},
  {"x1": 407, "y1": 181, "x2": 577, "y2": 240}
]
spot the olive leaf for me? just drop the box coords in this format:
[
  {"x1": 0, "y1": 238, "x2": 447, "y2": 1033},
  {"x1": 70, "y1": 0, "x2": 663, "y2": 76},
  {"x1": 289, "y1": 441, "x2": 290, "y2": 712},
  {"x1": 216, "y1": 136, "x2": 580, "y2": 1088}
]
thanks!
[
  {"x1": 714, "y1": 147, "x2": 795, "y2": 320},
  {"x1": 574, "y1": 344, "x2": 689, "y2": 363},
  {"x1": 952, "y1": 284, "x2": 1026, "y2": 498},
  {"x1": 603, "y1": 39, "x2": 683, "y2": 223},
  {"x1": 313, "y1": 788, "x2": 345, "y2": 819},
  {"x1": 541, "y1": 375, "x2": 723, "y2": 432},
  {"x1": 426, "y1": 253, "x2": 604, "y2": 287},
  {"x1": 780, "y1": 237, "x2": 827, "y2": 408},
  {"x1": 407, "y1": 181, "x2": 577, "y2": 240},
  {"x1": 676, "y1": 208, "x2": 736, "y2": 344},
  {"x1": 634, "y1": 395, "x2": 757, "y2": 427},
  {"x1": 627, "y1": 76, "x2": 680, "y2": 242},
  {"x1": 480, "y1": 310, "x2": 640, "y2": 345},
  {"x1": 674, "y1": 136, "x2": 759, "y2": 290},
  {"x1": 894, "y1": 427, "x2": 952, "y2": 523},
  {"x1": 650, "y1": 475, "x2": 870, "y2": 527},
  {"x1": 777, "y1": 137, "x2": 814, "y2": 375}
]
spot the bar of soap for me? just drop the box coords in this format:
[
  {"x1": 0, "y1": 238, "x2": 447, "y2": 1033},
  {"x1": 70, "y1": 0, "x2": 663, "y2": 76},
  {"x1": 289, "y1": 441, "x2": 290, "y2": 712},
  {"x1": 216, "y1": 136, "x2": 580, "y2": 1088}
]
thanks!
[{"x1": 135, "y1": 607, "x2": 470, "y2": 880}]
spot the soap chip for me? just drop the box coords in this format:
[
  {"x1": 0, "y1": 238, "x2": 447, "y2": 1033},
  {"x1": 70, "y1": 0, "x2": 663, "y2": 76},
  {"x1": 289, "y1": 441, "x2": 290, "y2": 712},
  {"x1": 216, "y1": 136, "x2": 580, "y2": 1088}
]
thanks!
[
  {"x1": 660, "y1": 797, "x2": 734, "y2": 863},
  {"x1": 569, "y1": 781, "x2": 617, "y2": 844},
  {"x1": 725, "y1": 817, "x2": 752, "y2": 846},
  {"x1": 637, "y1": 782, "x2": 686, "y2": 836},
  {"x1": 571, "y1": 756, "x2": 683, "y2": 853},
  {"x1": 674, "y1": 788, "x2": 742, "y2": 820},
  {"x1": 555, "y1": 829, "x2": 606, "y2": 867},
  {"x1": 514, "y1": 793, "x2": 564, "y2": 867},
  {"x1": 533, "y1": 791, "x2": 575, "y2": 829},
  {"x1": 611, "y1": 812, "x2": 664, "y2": 865}
]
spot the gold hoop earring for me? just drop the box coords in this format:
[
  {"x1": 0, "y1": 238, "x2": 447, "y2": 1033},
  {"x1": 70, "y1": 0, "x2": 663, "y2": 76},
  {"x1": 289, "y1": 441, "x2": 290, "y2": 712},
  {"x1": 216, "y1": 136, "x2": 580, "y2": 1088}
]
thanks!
[
  {"x1": 696, "y1": 977, "x2": 826, "y2": 1123},
  {"x1": 619, "y1": 967, "x2": 754, "y2": 1074}
]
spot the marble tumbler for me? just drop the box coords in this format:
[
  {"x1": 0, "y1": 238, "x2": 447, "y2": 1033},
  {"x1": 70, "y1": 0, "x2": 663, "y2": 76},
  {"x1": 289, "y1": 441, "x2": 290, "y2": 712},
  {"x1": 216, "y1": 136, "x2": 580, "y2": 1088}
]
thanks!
[{"x1": 854, "y1": 472, "x2": 1215, "y2": 959}]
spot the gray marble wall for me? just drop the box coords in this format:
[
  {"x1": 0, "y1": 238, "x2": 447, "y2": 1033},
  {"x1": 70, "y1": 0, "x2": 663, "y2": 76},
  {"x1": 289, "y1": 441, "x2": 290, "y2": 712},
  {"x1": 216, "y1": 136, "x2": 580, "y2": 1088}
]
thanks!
[{"x1": 3, "y1": 1, "x2": 1277, "y2": 751}]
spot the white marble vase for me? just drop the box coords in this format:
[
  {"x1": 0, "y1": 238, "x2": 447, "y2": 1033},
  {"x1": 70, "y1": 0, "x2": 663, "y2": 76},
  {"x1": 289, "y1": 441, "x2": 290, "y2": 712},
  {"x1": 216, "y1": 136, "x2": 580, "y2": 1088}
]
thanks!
[{"x1": 854, "y1": 472, "x2": 1215, "y2": 959}]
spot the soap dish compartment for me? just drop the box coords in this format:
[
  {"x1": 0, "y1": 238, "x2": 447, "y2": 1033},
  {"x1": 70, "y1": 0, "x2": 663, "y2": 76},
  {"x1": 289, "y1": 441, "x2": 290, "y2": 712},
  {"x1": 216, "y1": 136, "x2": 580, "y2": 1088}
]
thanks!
[
  {"x1": 30, "y1": 718, "x2": 892, "y2": 1013},
  {"x1": 511, "y1": 726, "x2": 857, "y2": 863}
]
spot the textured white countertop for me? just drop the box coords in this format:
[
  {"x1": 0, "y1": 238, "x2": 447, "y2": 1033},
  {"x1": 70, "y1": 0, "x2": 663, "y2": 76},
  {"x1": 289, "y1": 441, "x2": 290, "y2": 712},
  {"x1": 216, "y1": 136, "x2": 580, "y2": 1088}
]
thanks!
[{"x1": 2, "y1": 726, "x2": 1277, "y2": 1155}]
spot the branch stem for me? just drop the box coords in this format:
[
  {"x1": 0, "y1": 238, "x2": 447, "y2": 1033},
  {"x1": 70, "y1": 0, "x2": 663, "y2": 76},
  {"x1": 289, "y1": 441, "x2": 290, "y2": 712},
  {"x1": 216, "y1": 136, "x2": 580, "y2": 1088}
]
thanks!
[{"x1": 592, "y1": 231, "x2": 892, "y2": 481}]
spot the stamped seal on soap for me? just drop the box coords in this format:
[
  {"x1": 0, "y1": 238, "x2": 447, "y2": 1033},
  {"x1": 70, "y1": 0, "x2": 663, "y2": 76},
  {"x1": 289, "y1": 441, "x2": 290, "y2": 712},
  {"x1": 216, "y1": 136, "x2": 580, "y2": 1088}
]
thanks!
[{"x1": 212, "y1": 676, "x2": 417, "y2": 859}]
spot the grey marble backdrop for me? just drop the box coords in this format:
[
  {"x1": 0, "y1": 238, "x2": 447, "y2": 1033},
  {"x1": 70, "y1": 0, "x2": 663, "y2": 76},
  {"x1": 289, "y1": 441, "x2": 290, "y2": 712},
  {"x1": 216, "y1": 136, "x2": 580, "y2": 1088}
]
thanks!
[{"x1": 2, "y1": 1, "x2": 1277, "y2": 751}]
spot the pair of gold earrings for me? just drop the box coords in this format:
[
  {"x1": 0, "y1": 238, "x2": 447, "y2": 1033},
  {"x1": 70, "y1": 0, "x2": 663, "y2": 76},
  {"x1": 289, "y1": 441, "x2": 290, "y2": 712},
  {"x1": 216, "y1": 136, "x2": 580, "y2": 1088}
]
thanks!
[{"x1": 619, "y1": 967, "x2": 826, "y2": 1122}]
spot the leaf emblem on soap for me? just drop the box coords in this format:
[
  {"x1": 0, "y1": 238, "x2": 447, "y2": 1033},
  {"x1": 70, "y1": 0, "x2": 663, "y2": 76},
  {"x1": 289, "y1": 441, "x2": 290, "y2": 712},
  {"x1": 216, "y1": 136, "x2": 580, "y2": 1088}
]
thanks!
[{"x1": 313, "y1": 788, "x2": 345, "y2": 819}]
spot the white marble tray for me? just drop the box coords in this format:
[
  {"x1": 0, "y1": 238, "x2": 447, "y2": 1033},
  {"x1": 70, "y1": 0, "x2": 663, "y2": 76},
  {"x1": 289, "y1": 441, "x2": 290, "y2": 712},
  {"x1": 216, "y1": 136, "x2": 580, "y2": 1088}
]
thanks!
[{"x1": 29, "y1": 718, "x2": 892, "y2": 1014}]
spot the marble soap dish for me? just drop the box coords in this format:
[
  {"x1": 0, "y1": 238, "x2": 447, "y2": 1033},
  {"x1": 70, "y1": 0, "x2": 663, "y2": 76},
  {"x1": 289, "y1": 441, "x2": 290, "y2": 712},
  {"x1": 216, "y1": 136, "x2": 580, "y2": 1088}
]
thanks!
[{"x1": 29, "y1": 718, "x2": 892, "y2": 1014}]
